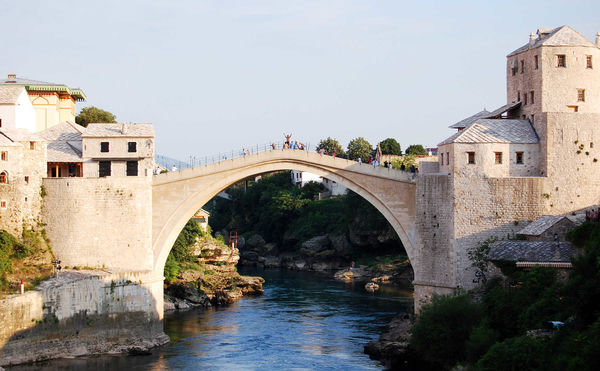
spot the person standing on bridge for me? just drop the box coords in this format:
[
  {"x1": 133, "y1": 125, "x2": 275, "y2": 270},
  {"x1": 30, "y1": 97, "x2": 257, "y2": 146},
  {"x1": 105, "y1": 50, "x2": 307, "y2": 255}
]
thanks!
[
  {"x1": 284, "y1": 133, "x2": 292, "y2": 148},
  {"x1": 358, "y1": 157, "x2": 362, "y2": 164}
]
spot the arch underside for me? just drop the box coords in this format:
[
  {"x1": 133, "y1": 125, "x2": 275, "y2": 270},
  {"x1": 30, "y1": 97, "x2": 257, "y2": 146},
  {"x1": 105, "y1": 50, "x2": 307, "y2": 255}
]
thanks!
[{"x1": 152, "y1": 159, "x2": 417, "y2": 277}]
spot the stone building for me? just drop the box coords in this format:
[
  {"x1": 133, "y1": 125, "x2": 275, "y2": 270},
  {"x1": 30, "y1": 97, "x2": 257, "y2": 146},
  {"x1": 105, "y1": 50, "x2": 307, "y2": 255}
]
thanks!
[
  {"x1": 0, "y1": 74, "x2": 86, "y2": 132},
  {"x1": 0, "y1": 85, "x2": 36, "y2": 132},
  {"x1": 421, "y1": 25, "x2": 600, "y2": 296},
  {"x1": 0, "y1": 128, "x2": 46, "y2": 236}
]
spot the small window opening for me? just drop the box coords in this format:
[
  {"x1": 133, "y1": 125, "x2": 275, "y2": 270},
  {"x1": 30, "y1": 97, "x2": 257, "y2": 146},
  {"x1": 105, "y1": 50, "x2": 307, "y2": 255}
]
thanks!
[
  {"x1": 0, "y1": 171, "x2": 7, "y2": 183},
  {"x1": 99, "y1": 161, "x2": 111, "y2": 177},
  {"x1": 520, "y1": 60, "x2": 525, "y2": 73},
  {"x1": 0, "y1": 200, "x2": 6, "y2": 208},
  {"x1": 524, "y1": 93, "x2": 528, "y2": 105},
  {"x1": 587, "y1": 55, "x2": 593, "y2": 69},
  {"x1": 29, "y1": 142, "x2": 35, "y2": 150},
  {"x1": 128, "y1": 142, "x2": 137, "y2": 153},
  {"x1": 578, "y1": 89, "x2": 585, "y2": 102},
  {"x1": 24, "y1": 176, "x2": 29, "y2": 184},
  {"x1": 1, "y1": 152, "x2": 7, "y2": 161},
  {"x1": 557, "y1": 54, "x2": 566, "y2": 67},
  {"x1": 516, "y1": 152, "x2": 524, "y2": 164},
  {"x1": 530, "y1": 91, "x2": 534, "y2": 104},
  {"x1": 590, "y1": 142, "x2": 594, "y2": 149},
  {"x1": 126, "y1": 161, "x2": 138, "y2": 176},
  {"x1": 446, "y1": 152, "x2": 449, "y2": 165},
  {"x1": 534, "y1": 55, "x2": 539, "y2": 70},
  {"x1": 517, "y1": 91, "x2": 521, "y2": 101},
  {"x1": 440, "y1": 153, "x2": 444, "y2": 165},
  {"x1": 531, "y1": 114, "x2": 535, "y2": 123},
  {"x1": 494, "y1": 152, "x2": 503, "y2": 164},
  {"x1": 467, "y1": 152, "x2": 475, "y2": 164},
  {"x1": 100, "y1": 142, "x2": 109, "y2": 153},
  {"x1": 568, "y1": 105, "x2": 579, "y2": 112}
]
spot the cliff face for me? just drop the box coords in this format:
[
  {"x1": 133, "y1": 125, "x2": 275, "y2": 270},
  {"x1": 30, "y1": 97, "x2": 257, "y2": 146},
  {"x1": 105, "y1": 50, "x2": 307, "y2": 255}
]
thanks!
[{"x1": 164, "y1": 237, "x2": 263, "y2": 311}]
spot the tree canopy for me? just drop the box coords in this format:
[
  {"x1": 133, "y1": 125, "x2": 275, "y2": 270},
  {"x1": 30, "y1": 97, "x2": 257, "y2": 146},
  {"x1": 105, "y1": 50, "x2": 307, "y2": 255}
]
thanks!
[
  {"x1": 316, "y1": 137, "x2": 344, "y2": 156},
  {"x1": 379, "y1": 138, "x2": 402, "y2": 155},
  {"x1": 346, "y1": 137, "x2": 373, "y2": 161},
  {"x1": 404, "y1": 144, "x2": 427, "y2": 156},
  {"x1": 75, "y1": 106, "x2": 117, "y2": 127}
]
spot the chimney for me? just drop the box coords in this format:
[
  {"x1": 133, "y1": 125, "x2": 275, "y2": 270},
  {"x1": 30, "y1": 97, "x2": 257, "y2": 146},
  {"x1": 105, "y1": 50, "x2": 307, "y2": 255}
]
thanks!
[
  {"x1": 121, "y1": 123, "x2": 127, "y2": 135},
  {"x1": 596, "y1": 32, "x2": 600, "y2": 47},
  {"x1": 529, "y1": 32, "x2": 536, "y2": 46}
]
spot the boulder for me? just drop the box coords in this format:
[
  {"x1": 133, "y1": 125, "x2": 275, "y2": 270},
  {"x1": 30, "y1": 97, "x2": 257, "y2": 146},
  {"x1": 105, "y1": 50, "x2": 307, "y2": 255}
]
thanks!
[
  {"x1": 334, "y1": 270, "x2": 354, "y2": 282},
  {"x1": 329, "y1": 234, "x2": 352, "y2": 256},
  {"x1": 365, "y1": 282, "x2": 380, "y2": 292},
  {"x1": 165, "y1": 282, "x2": 210, "y2": 306},
  {"x1": 364, "y1": 313, "x2": 413, "y2": 367},
  {"x1": 164, "y1": 300, "x2": 176, "y2": 312},
  {"x1": 258, "y1": 242, "x2": 277, "y2": 255},
  {"x1": 300, "y1": 235, "x2": 330, "y2": 256},
  {"x1": 293, "y1": 260, "x2": 307, "y2": 270},
  {"x1": 236, "y1": 236, "x2": 246, "y2": 249},
  {"x1": 263, "y1": 256, "x2": 281, "y2": 268},
  {"x1": 372, "y1": 275, "x2": 392, "y2": 284},
  {"x1": 240, "y1": 250, "x2": 259, "y2": 262},
  {"x1": 315, "y1": 249, "x2": 336, "y2": 259},
  {"x1": 246, "y1": 234, "x2": 266, "y2": 249},
  {"x1": 311, "y1": 262, "x2": 331, "y2": 272},
  {"x1": 175, "y1": 301, "x2": 190, "y2": 310}
]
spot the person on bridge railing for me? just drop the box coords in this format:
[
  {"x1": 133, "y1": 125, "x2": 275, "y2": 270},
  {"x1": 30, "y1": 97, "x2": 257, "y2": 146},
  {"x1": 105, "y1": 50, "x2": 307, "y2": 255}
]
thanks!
[
  {"x1": 271, "y1": 143, "x2": 276, "y2": 150},
  {"x1": 284, "y1": 133, "x2": 292, "y2": 148}
]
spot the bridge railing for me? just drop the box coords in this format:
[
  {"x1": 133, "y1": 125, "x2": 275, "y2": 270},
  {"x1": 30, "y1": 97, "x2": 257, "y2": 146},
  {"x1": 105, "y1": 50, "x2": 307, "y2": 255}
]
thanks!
[{"x1": 156, "y1": 141, "x2": 314, "y2": 170}]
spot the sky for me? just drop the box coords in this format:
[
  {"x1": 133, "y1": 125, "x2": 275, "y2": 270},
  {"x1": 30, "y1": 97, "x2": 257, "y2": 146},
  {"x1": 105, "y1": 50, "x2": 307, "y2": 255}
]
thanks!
[{"x1": 2, "y1": 1, "x2": 599, "y2": 160}]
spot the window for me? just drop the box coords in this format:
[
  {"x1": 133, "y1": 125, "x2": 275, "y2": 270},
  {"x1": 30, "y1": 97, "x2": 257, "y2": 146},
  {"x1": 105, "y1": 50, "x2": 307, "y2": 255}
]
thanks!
[
  {"x1": 494, "y1": 152, "x2": 503, "y2": 164},
  {"x1": 516, "y1": 152, "x2": 524, "y2": 164},
  {"x1": 0, "y1": 201, "x2": 6, "y2": 208},
  {"x1": 128, "y1": 142, "x2": 137, "y2": 153},
  {"x1": 530, "y1": 91, "x2": 534, "y2": 104},
  {"x1": 0, "y1": 171, "x2": 7, "y2": 183},
  {"x1": 557, "y1": 54, "x2": 566, "y2": 67},
  {"x1": 517, "y1": 91, "x2": 521, "y2": 101},
  {"x1": 531, "y1": 114, "x2": 535, "y2": 123},
  {"x1": 0, "y1": 119, "x2": 2, "y2": 127},
  {"x1": 512, "y1": 59, "x2": 517, "y2": 76},
  {"x1": 24, "y1": 176, "x2": 29, "y2": 184},
  {"x1": 534, "y1": 55, "x2": 539, "y2": 70},
  {"x1": 524, "y1": 92, "x2": 528, "y2": 105},
  {"x1": 520, "y1": 60, "x2": 525, "y2": 73},
  {"x1": 100, "y1": 142, "x2": 109, "y2": 153},
  {"x1": 440, "y1": 153, "x2": 444, "y2": 164},
  {"x1": 587, "y1": 55, "x2": 593, "y2": 69},
  {"x1": 98, "y1": 161, "x2": 111, "y2": 177},
  {"x1": 126, "y1": 161, "x2": 138, "y2": 176},
  {"x1": 467, "y1": 152, "x2": 475, "y2": 164},
  {"x1": 446, "y1": 152, "x2": 449, "y2": 165},
  {"x1": 1, "y1": 151, "x2": 7, "y2": 161},
  {"x1": 568, "y1": 105, "x2": 579, "y2": 112},
  {"x1": 29, "y1": 142, "x2": 35, "y2": 150},
  {"x1": 578, "y1": 89, "x2": 585, "y2": 102}
]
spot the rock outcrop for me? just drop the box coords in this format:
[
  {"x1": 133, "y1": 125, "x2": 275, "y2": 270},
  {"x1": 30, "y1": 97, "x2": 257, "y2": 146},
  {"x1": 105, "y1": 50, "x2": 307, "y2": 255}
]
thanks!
[{"x1": 364, "y1": 313, "x2": 413, "y2": 368}]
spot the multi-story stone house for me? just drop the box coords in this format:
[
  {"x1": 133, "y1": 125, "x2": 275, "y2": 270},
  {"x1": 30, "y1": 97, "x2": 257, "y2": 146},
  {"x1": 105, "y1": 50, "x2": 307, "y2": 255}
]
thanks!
[{"x1": 422, "y1": 26, "x2": 600, "y2": 295}]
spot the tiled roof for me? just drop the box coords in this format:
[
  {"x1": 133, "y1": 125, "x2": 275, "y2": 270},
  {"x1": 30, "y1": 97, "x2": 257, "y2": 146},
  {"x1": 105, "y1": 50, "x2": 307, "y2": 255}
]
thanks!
[
  {"x1": 439, "y1": 119, "x2": 538, "y2": 145},
  {"x1": 488, "y1": 240, "x2": 576, "y2": 263},
  {"x1": 0, "y1": 128, "x2": 42, "y2": 142},
  {"x1": 0, "y1": 132, "x2": 22, "y2": 147},
  {"x1": 449, "y1": 110, "x2": 490, "y2": 129},
  {"x1": 0, "y1": 86, "x2": 26, "y2": 104},
  {"x1": 508, "y1": 26, "x2": 597, "y2": 57},
  {"x1": 1, "y1": 75, "x2": 86, "y2": 101},
  {"x1": 449, "y1": 102, "x2": 522, "y2": 129},
  {"x1": 518, "y1": 215, "x2": 574, "y2": 236},
  {"x1": 38, "y1": 122, "x2": 84, "y2": 162},
  {"x1": 83, "y1": 123, "x2": 155, "y2": 138}
]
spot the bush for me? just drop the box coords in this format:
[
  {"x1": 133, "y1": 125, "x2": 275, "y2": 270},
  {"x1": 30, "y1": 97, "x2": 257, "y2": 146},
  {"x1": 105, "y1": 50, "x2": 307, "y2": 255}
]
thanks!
[
  {"x1": 466, "y1": 324, "x2": 499, "y2": 362},
  {"x1": 410, "y1": 294, "x2": 483, "y2": 368},
  {"x1": 477, "y1": 335, "x2": 547, "y2": 371}
]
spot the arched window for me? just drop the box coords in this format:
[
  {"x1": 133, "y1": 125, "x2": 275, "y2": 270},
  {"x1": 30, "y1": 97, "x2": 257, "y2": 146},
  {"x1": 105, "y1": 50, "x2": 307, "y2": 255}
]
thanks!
[{"x1": 0, "y1": 171, "x2": 7, "y2": 184}]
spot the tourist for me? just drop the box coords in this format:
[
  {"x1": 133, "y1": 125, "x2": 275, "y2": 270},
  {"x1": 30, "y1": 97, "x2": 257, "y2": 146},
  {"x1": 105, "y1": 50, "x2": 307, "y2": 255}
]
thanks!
[
  {"x1": 271, "y1": 143, "x2": 276, "y2": 150},
  {"x1": 400, "y1": 164, "x2": 405, "y2": 171},
  {"x1": 172, "y1": 164, "x2": 177, "y2": 172},
  {"x1": 332, "y1": 151, "x2": 336, "y2": 157},
  {"x1": 358, "y1": 157, "x2": 362, "y2": 164},
  {"x1": 155, "y1": 167, "x2": 161, "y2": 175}
]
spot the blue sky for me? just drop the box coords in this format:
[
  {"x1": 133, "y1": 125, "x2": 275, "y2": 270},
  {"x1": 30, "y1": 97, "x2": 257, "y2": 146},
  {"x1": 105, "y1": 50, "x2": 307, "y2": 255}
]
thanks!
[{"x1": 2, "y1": 1, "x2": 599, "y2": 160}]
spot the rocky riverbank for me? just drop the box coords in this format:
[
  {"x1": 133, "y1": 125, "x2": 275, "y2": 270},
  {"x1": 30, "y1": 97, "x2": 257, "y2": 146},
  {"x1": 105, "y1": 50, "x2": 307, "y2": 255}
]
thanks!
[
  {"x1": 364, "y1": 313, "x2": 423, "y2": 369},
  {"x1": 164, "y1": 235, "x2": 264, "y2": 311}
]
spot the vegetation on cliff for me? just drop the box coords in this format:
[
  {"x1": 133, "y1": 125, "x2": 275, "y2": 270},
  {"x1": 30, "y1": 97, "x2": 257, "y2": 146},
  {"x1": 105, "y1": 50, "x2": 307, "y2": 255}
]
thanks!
[
  {"x1": 0, "y1": 228, "x2": 53, "y2": 296},
  {"x1": 407, "y1": 222, "x2": 600, "y2": 370}
]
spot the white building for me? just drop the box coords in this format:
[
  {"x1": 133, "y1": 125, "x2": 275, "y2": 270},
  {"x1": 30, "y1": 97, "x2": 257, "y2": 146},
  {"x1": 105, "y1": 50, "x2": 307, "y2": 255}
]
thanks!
[
  {"x1": 290, "y1": 170, "x2": 347, "y2": 196},
  {"x1": 0, "y1": 86, "x2": 36, "y2": 132}
]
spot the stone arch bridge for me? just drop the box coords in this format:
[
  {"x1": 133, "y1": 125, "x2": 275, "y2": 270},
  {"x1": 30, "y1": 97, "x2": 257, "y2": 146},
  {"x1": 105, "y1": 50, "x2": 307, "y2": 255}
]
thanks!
[{"x1": 152, "y1": 150, "x2": 456, "y2": 311}]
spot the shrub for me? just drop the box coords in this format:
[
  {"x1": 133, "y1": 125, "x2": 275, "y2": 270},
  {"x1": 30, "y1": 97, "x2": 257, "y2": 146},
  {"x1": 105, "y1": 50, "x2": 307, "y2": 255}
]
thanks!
[
  {"x1": 466, "y1": 324, "x2": 499, "y2": 362},
  {"x1": 477, "y1": 335, "x2": 547, "y2": 371},
  {"x1": 410, "y1": 294, "x2": 483, "y2": 368}
]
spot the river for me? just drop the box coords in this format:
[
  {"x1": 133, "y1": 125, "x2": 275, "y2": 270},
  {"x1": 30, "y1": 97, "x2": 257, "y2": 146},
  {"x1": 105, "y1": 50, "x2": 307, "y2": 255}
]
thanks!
[{"x1": 9, "y1": 269, "x2": 413, "y2": 370}]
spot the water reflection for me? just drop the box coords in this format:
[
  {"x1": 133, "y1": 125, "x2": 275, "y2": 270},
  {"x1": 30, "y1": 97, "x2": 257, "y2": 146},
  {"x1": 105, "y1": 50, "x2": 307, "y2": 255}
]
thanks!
[{"x1": 8, "y1": 269, "x2": 412, "y2": 370}]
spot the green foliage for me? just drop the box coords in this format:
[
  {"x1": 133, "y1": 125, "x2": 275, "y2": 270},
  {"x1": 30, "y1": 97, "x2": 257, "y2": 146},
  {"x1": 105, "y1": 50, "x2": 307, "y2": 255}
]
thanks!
[
  {"x1": 477, "y1": 335, "x2": 547, "y2": 371},
  {"x1": 465, "y1": 324, "x2": 499, "y2": 363},
  {"x1": 410, "y1": 294, "x2": 483, "y2": 368},
  {"x1": 404, "y1": 144, "x2": 427, "y2": 156},
  {"x1": 0, "y1": 230, "x2": 34, "y2": 281},
  {"x1": 75, "y1": 106, "x2": 117, "y2": 127},
  {"x1": 346, "y1": 137, "x2": 373, "y2": 161},
  {"x1": 316, "y1": 137, "x2": 344, "y2": 156},
  {"x1": 39, "y1": 185, "x2": 47, "y2": 198},
  {"x1": 164, "y1": 254, "x2": 180, "y2": 282},
  {"x1": 379, "y1": 138, "x2": 402, "y2": 155},
  {"x1": 390, "y1": 154, "x2": 417, "y2": 170},
  {"x1": 468, "y1": 236, "x2": 498, "y2": 274},
  {"x1": 164, "y1": 219, "x2": 207, "y2": 282}
]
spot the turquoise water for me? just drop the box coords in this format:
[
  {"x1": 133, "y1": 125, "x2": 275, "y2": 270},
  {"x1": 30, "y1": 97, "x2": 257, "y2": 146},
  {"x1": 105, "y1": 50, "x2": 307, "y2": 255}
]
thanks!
[{"x1": 9, "y1": 269, "x2": 412, "y2": 370}]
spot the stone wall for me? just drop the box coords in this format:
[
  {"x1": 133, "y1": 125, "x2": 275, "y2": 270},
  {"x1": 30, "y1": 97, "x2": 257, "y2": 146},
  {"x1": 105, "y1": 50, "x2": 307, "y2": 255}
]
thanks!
[
  {"x1": 0, "y1": 270, "x2": 167, "y2": 366},
  {"x1": 41, "y1": 177, "x2": 153, "y2": 271}
]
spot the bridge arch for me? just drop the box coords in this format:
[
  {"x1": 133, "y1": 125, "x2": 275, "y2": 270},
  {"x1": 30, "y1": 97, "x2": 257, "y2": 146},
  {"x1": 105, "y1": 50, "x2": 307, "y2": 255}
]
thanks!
[{"x1": 152, "y1": 150, "x2": 418, "y2": 283}]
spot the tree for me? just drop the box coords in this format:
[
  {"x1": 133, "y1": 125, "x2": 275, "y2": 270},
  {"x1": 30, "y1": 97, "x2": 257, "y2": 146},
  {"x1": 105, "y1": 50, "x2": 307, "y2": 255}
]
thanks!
[
  {"x1": 346, "y1": 137, "x2": 373, "y2": 161},
  {"x1": 316, "y1": 137, "x2": 344, "y2": 156},
  {"x1": 379, "y1": 138, "x2": 402, "y2": 155},
  {"x1": 75, "y1": 106, "x2": 117, "y2": 127},
  {"x1": 405, "y1": 144, "x2": 427, "y2": 156}
]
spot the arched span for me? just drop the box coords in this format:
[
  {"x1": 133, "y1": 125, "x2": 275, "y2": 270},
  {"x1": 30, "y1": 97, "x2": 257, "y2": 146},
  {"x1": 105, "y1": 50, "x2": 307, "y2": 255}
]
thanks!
[{"x1": 152, "y1": 150, "x2": 418, "y2": 279}]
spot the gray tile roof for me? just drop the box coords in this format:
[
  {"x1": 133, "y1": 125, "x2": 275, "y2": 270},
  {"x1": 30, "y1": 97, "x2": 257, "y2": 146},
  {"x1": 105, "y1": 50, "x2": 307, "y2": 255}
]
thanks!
[
  {"x1": 488, "y1": 240, "x2": 576, "y2": 263},
  {"x1": 38, "y1": 122, "x2": 84, "y2": 162},
  {"x1": 0, "y1": 86, "x2": 26, "y2": 104},
  {"x1": 450, "y1": 110, "x2": 490, "y2": 129},
  {"x1": 508, "y1": 25, "x2": 597, "y2": 57},
  {"x1": 1, "y1": 75, "x2": 86, "y2": 101},
  {"x1": 439, "y1": 119, "x2": 539, "y2": 145},
  {"x1": 83, "y1": 123, "x2": 154, "y2": 138},
  {"x1": 518, "y1": 215, "x2": 572, "y2": 236}
]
